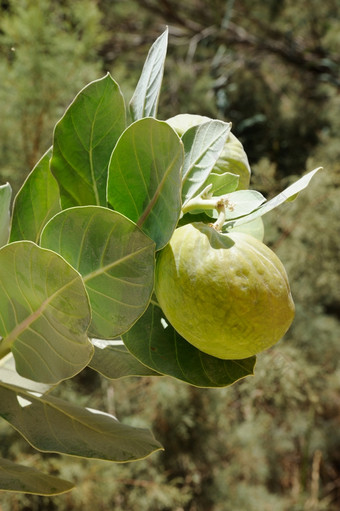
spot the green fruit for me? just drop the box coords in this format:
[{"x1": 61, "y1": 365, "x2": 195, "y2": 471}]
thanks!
[
  {"x1": 155, "y1": 223, "x2": 295, "y2": 360},
  {"x1": 166, "y1": 113, "x2": 251, "y2": 189}
]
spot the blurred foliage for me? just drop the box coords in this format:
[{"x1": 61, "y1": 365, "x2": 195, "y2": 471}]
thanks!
[
  {"x1": 1, "y1": 0, "x2": 340, "y2": 509},
  {"x1": 0, "y1": 0, "x2": 106, "y2": 190}
]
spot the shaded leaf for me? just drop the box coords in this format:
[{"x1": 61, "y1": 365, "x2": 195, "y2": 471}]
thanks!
[
  {"x1": 107, "y1": 118, "x2": 183, "y2": 250},
  {"x1": 0, "y1": 241, "x2": 92, "y2": 383},
  {"x1": 51, "y1": 74, "x2": 126, "y2": 208},
  {"x1": 0, "y1": 383, "x2": 163, "y2": 462},
  {"x1": 41, "y1": 206, "x2": 155, "y2": 339},
  {"x1": 10, "y1": 148, "x2": 61, "y2": 243},
  {"x1": 90, "y1": 341, "x2": 161, "y2": 379},
  {"x1": 0, "y1": 182, "x2": 12, "y2": 248},
  {"x1": 181, "y1": 121, "x2": 231, "y2": 204},
  {"x1": 0, "y1": 457, "x2": 74, "y2": 495},
  {"x1": 0, "y1": 353, "x2": 51, "y2": 394},
  {"x1": 123, "y1": 303, "x2": 256, "y2": 388},
  {"x1": 198, "y1": 172, "x2": 240, "y2": 196},
  {"x1": 129, "y1": 28, "x2": 168, "y2": 121}
]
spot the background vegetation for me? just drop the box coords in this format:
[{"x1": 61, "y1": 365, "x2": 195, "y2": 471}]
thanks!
[{"x1": 0, "y1": 0, "x2": 339, "y2": 509}]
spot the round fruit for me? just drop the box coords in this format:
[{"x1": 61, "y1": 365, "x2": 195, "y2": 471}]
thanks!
[
  {"x1": 166, "y1": 113, "x2": 251, "y2": 189},
  {"x1": 155, "y1": 223, "x2": 295, "y2": 360}
]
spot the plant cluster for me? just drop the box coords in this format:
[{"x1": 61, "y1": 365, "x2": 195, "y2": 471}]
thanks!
[{"x1": 0, "y1": 29, "x2": 320, "y2": 495}]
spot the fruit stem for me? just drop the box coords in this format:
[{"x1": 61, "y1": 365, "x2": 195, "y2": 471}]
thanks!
[{"x1": 182, "y1": 189, "x2": 234, "y2": 231}]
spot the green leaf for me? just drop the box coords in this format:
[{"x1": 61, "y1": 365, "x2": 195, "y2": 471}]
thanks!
[
  {"x1": 198, "y1": 172, "x2": 240, "y2": 196},
  {"x1": 0, "y1": 353, "x2": 51, "y2": 394},
  {"x1": 228, "y1": 217, "x2": 265, "y2": 241},
  {"x1": 40, "y1": 206, "x2": 155, "y2": 339},
  {"x1": 89, "y1": 341, "x2": 161, "y2": 379},
  {"x1": 0, "y1": 241, "x2": 92, "y2": 383},
  {"x1": 0, "y1": 383, "x2": 163, "y2": 462},
  {"x1": 0, "y1": 182, "x2": 12, "y2": 248},
  {"x1": 129, "y1": 28, "x2": 168, "y2": 121},
  {"x1": 10, "y1": 148, "x2": 61, "y2": 243},
  {"x1": 51, "y1": 74, "x2": 126, "y2": 208},
  {"x1": 123, "y1": 303, "x2": 256, "y2": 388},
  {"x1": 181, "y1": 121, "x2": 231, "y2": 204},
  {"x1": 223, "y1": 190, "x2": 267, "y2": 220},
  {"x1": 107, "y1": 118, "x2": 183, "y2": 250},
  {"x1": 0, "y1": 457, "x2": 74, "y2": 495},
  {"x1": 224, "y1": 167, "x2": 322, "y2": 230}
]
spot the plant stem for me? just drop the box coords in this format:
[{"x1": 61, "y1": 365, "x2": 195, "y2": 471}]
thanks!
[{"x1": 182, "y1": 190, "x2": 234, "y2": 232}]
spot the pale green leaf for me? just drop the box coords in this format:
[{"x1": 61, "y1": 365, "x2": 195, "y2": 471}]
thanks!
[
  {"x1": 228, "y1": 217, "x2": 265, "y2": 241},
  {"x1": 197, "y1": 172, "x2": 240, "y2": 196},
  {"x1": 51, "y1": 74, "x2": 126, "y2": 208},
  {"x1": 89, "y1": 341, "x2": 161, "y2": 379},
  {"x1": 10, "y1": 148, "x2": 61, "y2": 243},
  {"x1": 40, "y1": 206, "x2": 155, "y2": 339},
  {"x1": 181, "y1": 121, "x2": 231, "y2": 204},
  {"x1": 123, "y1": 303, "x2": 256, "y2": 388},
  {"x1": 0, "y1": 457, "x2": 74, "y2": 495},
  {"x1": 129, "y1": 28, "x2": 168, "y2": 121},
  {"x1": 223, "y1": 190, "x2": 267, "y2": 220},
  {"x1": 224, "y1": 167, "x2": 322, "y2": 229},
  {"x1": 0, "y1": 383, "x2": 163, "y2": 462},
  {"x1": 0, "y1": 241, "x2": 92, "y2": 383},
  {"x1": 107, "y1": 118, "x2": 183, "y2": 250},
  {"x1": 0, "y1": 182, "x2": 12, "y2": 248}
]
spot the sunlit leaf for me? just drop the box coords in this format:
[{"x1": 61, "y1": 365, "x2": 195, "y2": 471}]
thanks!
[
  {"x1": 51, "y1": 74, "x2": 126, "y2": 208},
  {"x1": 0, "y1": 383, "x2": 163, "y2": 462},
  {"x1": 0, "y1": 457, "x2": 74, "y2": 495},
  {"x1": 223, "y1": 190, "x2": 267, "y2": 220},
  {"x1": 107, "y1": 118, "x2": 183, "y2": 250},
  {"x1": 41, "y1": 206, "x2": 155, "y2": 339},
  {"x1": 10, "y1": 148, "x2": 61, "y2": 243},
  {"x1": 89, "y1": 341, "x2": 161, "y2": 379},
  {"x1": 181, "y1": 121, "x2": 231, "y2": 204},
  {"x1": 0, "y1": 182, "x2": 12, "y2": 248},
  {"x1": 129, "y1": 28, "x2": 168, "y2": 121},
  {"x1": 123, "y1": 303, "x2": 256, "y2": 388},
  {"x1": 224, "y1": 167, "x2": 322, "y2": 229},
  {"x1": 0, "y1": 241, "x2": 92, "y2": 383},
  {"x1": 228, "y1": 217, "x2": 265, "y2": 241}
]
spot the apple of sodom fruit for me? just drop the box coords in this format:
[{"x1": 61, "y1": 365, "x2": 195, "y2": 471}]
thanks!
[{"x1": 155, "y1": 223, "x2": 295, "y2": 360}]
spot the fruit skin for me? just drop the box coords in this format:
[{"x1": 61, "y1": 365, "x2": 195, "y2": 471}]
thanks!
[
  {"x1": 155, "y1": 223, "x2": 295, "y2": 360},
  {"x1": 166, "y1": 113, "x2": 251, "y2": 189}
]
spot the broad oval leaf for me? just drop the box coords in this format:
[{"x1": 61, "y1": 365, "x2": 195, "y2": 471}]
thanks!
[
  {"x1": 107, "y1": 118, "x2": 184, "y2": 250},
  {"x1": 123, "y1": 303, "x2": 256, "y2": 388},
  {"x1": 0, "y1": 182, "x2": 12, "y2": 248},
  {"x1": 40, "y1": 206, "x2": 155, "y2": 339},
  {"x1": 0, "y1": 383, "x2": 163, "y2": 462},
  {"x1": 51, "y1": 74, "x2": 126, "y2": 208},
  {"x1": 181, "y1": 121, "x2": 231, "y2": 204},
  {"x1": 129, "y1": 28, "x2": 168, "y2": 121},
  {"x1": 0, "y1": 457, "x2": 74, "y2": 495},
  {"x1": 10, "y1": 148, "x2": 61, "y2": 243},
  {"x1": 0, "y1": 353, "x2": 51, "y2": 394},
  {"x1": 224, "y1": 167, "x2": 322, "y2": 229},
  {"x1": 89, "y1": 340, "x2": 161, "y2": 379},
  {"x1": 0, "y1": 241, "x2": 92, "y2": 383},
  {"x1": 228, "y1": 217, "x2": 265, "y2": 241},
  {"x1": 223, "y1": 190, "x2": 267, "y2": 220},
  {"x1": 197, "y1": 172, "x2": 240, "y2": 196}
]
